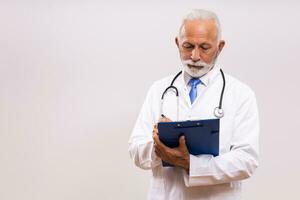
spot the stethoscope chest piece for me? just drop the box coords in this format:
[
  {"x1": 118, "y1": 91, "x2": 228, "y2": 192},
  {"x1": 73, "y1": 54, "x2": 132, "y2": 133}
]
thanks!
[{"x1": 214, "y1": 107, "x2": 224, "y2": 118}]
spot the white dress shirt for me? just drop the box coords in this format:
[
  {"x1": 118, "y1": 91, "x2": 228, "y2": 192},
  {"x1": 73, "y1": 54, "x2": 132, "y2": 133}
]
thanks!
[{"x1": 128, "y1": 66, "x2": 259, "y2": 200}]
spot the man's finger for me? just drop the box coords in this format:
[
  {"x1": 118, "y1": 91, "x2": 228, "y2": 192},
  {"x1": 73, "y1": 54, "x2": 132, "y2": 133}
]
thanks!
[
  {"x1": 154, "y1": 137, "x2": 164, "y2": 152},
  {"x1": 159, "y1": 116, "x2": 172, "y2": 122},
  {"x1": 153, "y1": 133, "x2": 171, "y2": 153},
  {"x1": 153, "y1": 128, "x2": 159, "y2": 137},
  {"x1": 153, "y1": 132, "x2": 161, "y2": 145},
  {"x1": 179, "y1": 136, "x2": 189, "y2": 152},
  {"x1": 153, "y1": 126, "x2": 159, "y2": 138}
]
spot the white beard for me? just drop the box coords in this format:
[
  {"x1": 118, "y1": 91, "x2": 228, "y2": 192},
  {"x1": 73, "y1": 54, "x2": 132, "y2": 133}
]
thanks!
[{"x1": 182, "y1": 58, "x2": 217, "y2": 78}]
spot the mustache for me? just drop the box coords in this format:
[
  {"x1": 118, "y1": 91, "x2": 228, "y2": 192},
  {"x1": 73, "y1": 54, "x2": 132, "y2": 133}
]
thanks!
[{"x1": 182, "y1": 60, "x2": 211, "y2": 68}]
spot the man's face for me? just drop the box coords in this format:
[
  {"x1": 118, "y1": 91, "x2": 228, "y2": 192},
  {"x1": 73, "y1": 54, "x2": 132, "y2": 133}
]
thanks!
[{"x1": 176, "y1": 19, "x2": 225, "y2": 77}]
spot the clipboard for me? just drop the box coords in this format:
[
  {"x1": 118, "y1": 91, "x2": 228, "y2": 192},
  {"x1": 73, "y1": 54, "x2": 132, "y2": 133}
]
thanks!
[{"x1": 157, "y1": 119, "x2": 220, "y2": 167}]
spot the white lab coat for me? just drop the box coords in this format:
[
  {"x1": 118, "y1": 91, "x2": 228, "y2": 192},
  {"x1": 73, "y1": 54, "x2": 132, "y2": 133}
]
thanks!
[{"x1": 128, "y1": 66, "x2": 259, "y2": 200}]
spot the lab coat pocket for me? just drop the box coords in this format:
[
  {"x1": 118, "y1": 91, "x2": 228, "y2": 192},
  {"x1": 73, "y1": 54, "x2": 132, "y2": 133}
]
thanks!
[{"x1": 219, "y1": 114, "x2": 235, "y2": 154}]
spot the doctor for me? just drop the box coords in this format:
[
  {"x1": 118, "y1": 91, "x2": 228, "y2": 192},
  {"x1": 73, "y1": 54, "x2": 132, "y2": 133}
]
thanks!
[{"x1": 129, "y1": 9, "x2": 259, "y2": 200}]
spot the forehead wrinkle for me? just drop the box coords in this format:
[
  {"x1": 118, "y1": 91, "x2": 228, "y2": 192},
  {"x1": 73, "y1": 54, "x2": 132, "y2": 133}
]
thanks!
[{"x1": 180, "y1": 19, "x2": 218, "y2": 43}]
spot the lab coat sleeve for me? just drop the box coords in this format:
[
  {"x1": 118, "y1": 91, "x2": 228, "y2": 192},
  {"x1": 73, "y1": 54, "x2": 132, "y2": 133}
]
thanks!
[
  {"x1": 128, "y1": 83, "x2": 161, "y2": 170},
  {"x1": 183, "y1": 91, "x2": 259, "y2": 186}
]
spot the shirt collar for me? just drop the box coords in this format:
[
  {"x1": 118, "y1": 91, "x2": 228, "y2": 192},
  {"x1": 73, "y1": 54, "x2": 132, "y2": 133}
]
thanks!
[{"x1": 182, "y1": 65, "x2": 221, "y2": 87}]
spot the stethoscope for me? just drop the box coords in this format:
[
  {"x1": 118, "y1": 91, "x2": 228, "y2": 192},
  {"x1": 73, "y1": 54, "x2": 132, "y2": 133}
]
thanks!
[{"x1": 160, "y1": 68, "x2": 226, "y2": 120}]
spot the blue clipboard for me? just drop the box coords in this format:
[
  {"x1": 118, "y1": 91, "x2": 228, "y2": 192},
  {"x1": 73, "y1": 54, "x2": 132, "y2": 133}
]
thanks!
[{"x1": 157, "y1": 119, "x2": 219, "y2": 167}]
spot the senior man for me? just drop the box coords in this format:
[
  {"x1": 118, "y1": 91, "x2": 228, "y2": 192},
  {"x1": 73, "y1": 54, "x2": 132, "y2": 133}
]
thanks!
[{"x1": 129, "y1": 9, "x2": 259, "y2": 200}]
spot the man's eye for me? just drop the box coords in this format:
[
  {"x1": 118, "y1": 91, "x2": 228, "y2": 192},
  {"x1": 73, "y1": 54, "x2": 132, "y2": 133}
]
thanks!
[
  {"x1": 183, "y1": 44, "x2": 193, "y2": 49},
  {"x1": 201, "y1": 45, "x2": 211, "y2": 51}
]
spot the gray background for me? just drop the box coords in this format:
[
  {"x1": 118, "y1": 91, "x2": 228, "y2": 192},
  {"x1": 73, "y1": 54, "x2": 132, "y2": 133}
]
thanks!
[{"x1": 0, "y1": 0, "x2": 299, "y2": 199}]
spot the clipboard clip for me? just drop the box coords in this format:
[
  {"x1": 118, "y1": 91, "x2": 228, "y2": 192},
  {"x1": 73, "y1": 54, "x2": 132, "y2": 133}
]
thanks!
[{"x1": 174, "y1": 122, "x2": 203, "y2": 128}]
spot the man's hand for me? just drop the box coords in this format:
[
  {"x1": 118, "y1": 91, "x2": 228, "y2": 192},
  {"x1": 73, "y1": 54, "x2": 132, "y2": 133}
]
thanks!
[{"x1": 153, "y1": 117, "x2": 190, "y2": 172}]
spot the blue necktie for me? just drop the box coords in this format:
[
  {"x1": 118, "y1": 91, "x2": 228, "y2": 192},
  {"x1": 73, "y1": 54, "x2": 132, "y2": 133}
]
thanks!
[{"x1": 189, "y1": 78, "x2": 201, "y2": 104}]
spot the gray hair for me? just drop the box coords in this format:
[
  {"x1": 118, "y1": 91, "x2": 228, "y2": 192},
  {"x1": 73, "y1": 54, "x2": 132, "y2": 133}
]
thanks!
[{"x1": 179, "y1": 9, "x2": 222, "y2": 41}]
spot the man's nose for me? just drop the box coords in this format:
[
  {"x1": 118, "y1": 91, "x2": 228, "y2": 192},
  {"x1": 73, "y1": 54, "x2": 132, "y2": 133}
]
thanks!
[{"x1": 191, "y1": 47, "x2": 201, "y2": 62}]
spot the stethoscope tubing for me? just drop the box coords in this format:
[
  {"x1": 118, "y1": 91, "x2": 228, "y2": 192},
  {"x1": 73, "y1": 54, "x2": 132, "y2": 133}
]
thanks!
[{"x1": 160, "y1": 68, "x2": 225, "y2": 119}]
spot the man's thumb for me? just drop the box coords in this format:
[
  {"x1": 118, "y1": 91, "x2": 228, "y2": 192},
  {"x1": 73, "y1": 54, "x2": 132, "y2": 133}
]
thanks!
[{"x1": 179, "y1": 136, "x2": 187, "y2": 148}]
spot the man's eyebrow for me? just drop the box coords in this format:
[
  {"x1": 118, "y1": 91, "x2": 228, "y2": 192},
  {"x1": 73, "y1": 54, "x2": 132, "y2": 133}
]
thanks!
[
  {"x1": 182, "y1": 42, "x2": 194, "y2": 46},
  {"x1": 182, "y1": 41, "x2": 212, "y2": 47},
  {"x1": 200, "y1": 43, "x2": 212, "y2": 47},
  {"x1": 200, "y1": 42, "x2": 211, "y2": 45},
  {"x1": 183, "y1": 41, "x2": 193, "y2": 44}
]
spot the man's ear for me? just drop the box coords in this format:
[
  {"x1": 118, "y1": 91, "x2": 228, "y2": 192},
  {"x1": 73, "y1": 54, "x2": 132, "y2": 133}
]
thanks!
[
  {"x1": 218, "y1": 40, "x2": 225, "y2": 53},
  {"x1": 175, "y1": 37, "x2": 179, "y2": 47}
]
